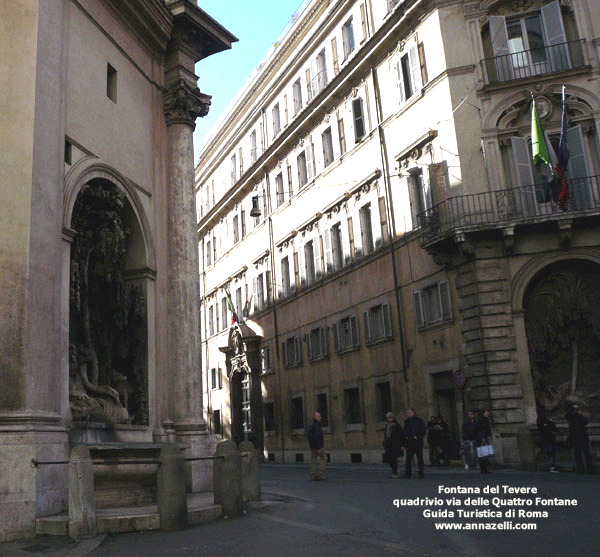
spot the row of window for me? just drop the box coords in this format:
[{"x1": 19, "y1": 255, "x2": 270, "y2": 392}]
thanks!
[
  {"x1": 265, "y1": 380, "x2": 393, "y2": 433},
  {"x1": 280, "y1": 303, "x2": 393, "y2": 368}
]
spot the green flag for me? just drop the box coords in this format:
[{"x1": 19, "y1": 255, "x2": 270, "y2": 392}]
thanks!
[{"x1": 531, "y1": 98, "x2": 550, "y2": 167}]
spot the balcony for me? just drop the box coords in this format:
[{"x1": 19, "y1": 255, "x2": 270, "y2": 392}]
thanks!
[
  {"x1": 481, "y1": 39, "x2": 587, "y2": 85},
  {"x1": 417, "y1": 176, "x2": 600, "y2": 247}
]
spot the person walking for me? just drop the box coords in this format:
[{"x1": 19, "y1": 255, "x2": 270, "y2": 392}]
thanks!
[
  {"x1": 565, "y1": 404, "x2": 593, "y2": 474},
  {"x1": 537, "y1": 408, "x2": 559, "y2": 473},
  {"x1": 383, "y1": 412, "x2": 404, "y2": 478},
  {"x1": 477, "y1": 409, "x2": 492, "y2": 474},
  {"x1": 403, "y1": 407, "x2": 426, "y2": 479},
  {"x1": 307, "y1": 412, "x2": 327, "y2": 480},
  {"x1": 461, "y1": 411, "x2": 479, "y2": 470}
]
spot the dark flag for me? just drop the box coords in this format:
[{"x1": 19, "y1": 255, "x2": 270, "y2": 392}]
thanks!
[{"x1": 556, "y1": 86, "x2": 570, "y2": 210}]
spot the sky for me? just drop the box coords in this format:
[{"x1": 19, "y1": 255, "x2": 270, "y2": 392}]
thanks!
[{"x1": 193, "y1": 1, "x2": 307, "y2": 161}]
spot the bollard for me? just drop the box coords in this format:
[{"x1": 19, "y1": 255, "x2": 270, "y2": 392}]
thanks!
[
  {"x1": 213, "y1": 440, "x2": 243, "y2": 517},
  {"x1": 157, "y1": 444, "x2": 189, "y2": 530},
  {"x1": 239, "y1": 440, "x2": 261, "y2": 502},
  {"x1": 68, "y1": 446, "x2": 97, "y2": 539}
]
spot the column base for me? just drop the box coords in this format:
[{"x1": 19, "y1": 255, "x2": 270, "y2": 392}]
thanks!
[{"x1": 173, "y1": 421, "x2": 215, "y2": 492}]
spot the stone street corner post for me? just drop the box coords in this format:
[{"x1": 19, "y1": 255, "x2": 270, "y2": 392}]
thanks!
[{"x1": 162, "y1": 0, "x2": 236, "y2": 492}]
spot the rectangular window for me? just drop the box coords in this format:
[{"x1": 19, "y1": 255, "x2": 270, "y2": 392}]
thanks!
[
  {"x1": 293, "y1": 78, "x2": 303, "y2": 114},
  {"x1": 344, "y1": 387, "x2": 361, "y2": 425},
  {"x1": 253, "y1": 272, "x2": 270, "y2": 313},
  {"x1": 316, "y1": 49, "x2": 327, "y2": 94},
  {"x1": 414, "y1": 281, "x2": 452, "y2": 329},
  {"x1": 231, "y1": 153, "x2": 237, "y2": 186},
  {"x1": 221, "y1": 297, "x2": 228, "y2": 330},
  {"x1": 291, "y1": 396, "x2": 304, "y2": 430},
  {"x1": 297, "y1": 150, "x2": 308, "y2": 187},
  {"x1": 332, "y1": 315, "x2": 360, "y2": 353},
  {"x1": 407, "y1": 167, "x2": 432, "y2": 229},
  {"x1": 287, "y1": 161, "x2": 293, "y2": 194},
  {"x1": 261, "y1": 346, "x2": 272, "y2": 374},
  {"x1": 304, "y1": 241, "x2": 316, "y2": 285},
  {"x1": 322, "y1": 127, "x2": 334, "y2": 168},
  {"x1": 330, "y1": 223, "x2": 344, "y2": 272},
  {"x1": 233, "y1": 215, "x2": 240, "y2": 244},
  {"x1": 364, "y1": 303, "x2": 393, "y2": 344},
  {"x1": 208, "y1": 306, "x2": 214, "y2": 336},
  {"x1": 359, "y1": 203, "x2": 374, "y2": 254},
  {"x1": 250, "y1": 130, "x2": 258, "y2": 164},
  {"x1": 210, "y1": 367, "x2": 222, "y2": 390},
  {"x1": 342, "y1": 18, "x2": 355, "y2": 59},
  {"x1": 337, "y1": 113, "x2": 346, "y2": 155},
  {"x1": 213, "y1": 409, "x2": 221, "y2": 435},
  {"x1": 395, "y1": 41, "x2": 424, "y2": 103},
  {"x1": 375, "y1": 382, "x2": 392, "y2": 422},
  {"x1": 307, "y1": 326, "x2": 329, "y2": 361},
  {"x1": 316, "y1": 393, "x2": 329, "y2": 427},
  {"x1": 264, "y1": 402, "x2": 275, "y2": 432},
  {"x1": 107, "y1": 63, "x2": 117, "y2": 102},
  {"x1": 283, "y1": 335, "x2": 302, "y2": 368},
  {"x1": 272, "y1": 103, "x2": 281, "y2": 138},
  {"x1": 331, "y1": 37, "x2": 339, "y2": 74},
  {"x1": 206, "y1": 239, "x2": 212, "y2": 267},
  {"x1": 352, "y1": 98, "x2": 366, "y2": 142},
  {"x1": 275, "y1": 172, "x2": 284, "y2": 207},
  {"x1": 241, "y1": 209, "x2": 246, "y2": 238}
]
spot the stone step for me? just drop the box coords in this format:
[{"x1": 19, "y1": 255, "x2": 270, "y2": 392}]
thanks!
[{"x1": 35, "y1": 493, "x2": 222, "y2": 536}]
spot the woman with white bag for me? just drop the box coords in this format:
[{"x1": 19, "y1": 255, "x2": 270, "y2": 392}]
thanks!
[{"x1": 476, "y1": 409, "x2": 493, "y2": 474}]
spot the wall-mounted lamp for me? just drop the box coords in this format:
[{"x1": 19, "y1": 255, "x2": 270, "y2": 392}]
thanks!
[{"x1": 250, "y1": 195, "x2": 261, "y2": 217}]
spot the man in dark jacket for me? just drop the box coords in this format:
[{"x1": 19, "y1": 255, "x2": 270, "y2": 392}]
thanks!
[
  {"x1": 462, "y1": 411, "x2": 480, "y2": 470},
  {"x1": 307, "y1": 412, "x2": 326, "y2": 480},
  {"x1": 537, "y1": 408, "x2": 559, "y2": 473},
  {"x1": 403, "y1": 407, "x2": 426, "y2": 478},
  {"x1": 383, "y1": 412, "x2": 404, "y2": 478},
  {"x1": 566, "y1": 404, "x2": 593, "y2": 474}
]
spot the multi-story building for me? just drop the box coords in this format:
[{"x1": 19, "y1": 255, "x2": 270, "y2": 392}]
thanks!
[{"x1": 195, "y1": 0, "x2": 600, "y2": 467}]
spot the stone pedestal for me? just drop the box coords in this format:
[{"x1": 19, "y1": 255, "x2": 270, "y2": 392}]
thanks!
[
  {"x1": 157, "y1": 444, "x2": 188, "y2": 531},
  {"x1": 213, "y1": 440, "x2": 243, "y2": 518},
  {"x1": 239, "y1": 440, "x2": 261, "y2": 502},
  {"x1": 68, "y1": 446, "x2": 97, "y2": 539}
]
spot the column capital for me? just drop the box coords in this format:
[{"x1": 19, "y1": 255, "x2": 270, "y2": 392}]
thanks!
[{"x1": 163, "y1": 78, "x2": 211, "y2": 128}]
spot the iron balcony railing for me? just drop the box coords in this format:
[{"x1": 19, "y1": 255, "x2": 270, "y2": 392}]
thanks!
[
  {"x1": 481, "y1": 39, "x2": 587, "y2": 85},
  {"x1": 417, "y1": 176, "x2": 600, "y2": 243}
]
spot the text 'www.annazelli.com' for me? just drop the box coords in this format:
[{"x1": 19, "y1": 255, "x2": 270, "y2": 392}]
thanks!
[{"x1": 434, "y1": 522, "x2": 537, "y2": 530}]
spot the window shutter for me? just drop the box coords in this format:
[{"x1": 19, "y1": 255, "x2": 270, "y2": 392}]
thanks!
[
  {"x1": 360, "y1": 3, "x2": 368, "y2": 41},
  {"x1": 298, "y1": 242, "x2": 307, "y2": 287},
  {"x1": 510, "y1": 136, "x2": 537, "y2": 217},
  {"x1": 414, "y1": 290, "x2": 424, "y2": 329},
  {"x1": 295, "y1": 336, "x2": 302, "y2": 365},
  {"x1": 331, "y1": 37, "x2": 339, "y2": 74},
  {"x1": 282, "y1": 342, "x2": 287, "y2": 367},
  {"x1": 363, "y1": 311, "x2": 371, "y2": 344},
  {"x1": 306, "y1": 140, "x2": 315, "y2": 180},
  {"x1": 314, "y1": 234, "x2": 323, "y2": 280},
  {"x1": 266, "y1": 270, "x2": 272, "y2": 307},
  {"x1": 333, "y1": 322, "x2": 340, "y2": 353},
  {"x1": 324, "y1": 227, "x2": 333, "y2": 273},
  {"x1": 307, "y1": 331, "x2": 313, "y2": 361},
  {"x1": 352, "y1": 207, "x2": 363, "y2": 257},
  {"x1": 341, "y1": 215, "x2": 351, "y2": 265},
  {"x1": 408, "y1": 44, "x2": 422, "y2": 94},
  {"x1": 394, "y1": 59, "x2": 405, "y2": 104},
  {"x1": 383, "y1": 303, "x2": 392, "y2": 337},
  {"x1": 350, "y1": 315, "x2": 359, "y2": 347},
  {"x1": 567, "y1": 125, "x2": 594, "y2": 209},
  {"x1": 372, "y1": 196, "x2": 383, "y2": 249},
  {"x1": 489, "y1": 15, "x2": 512, "y2": 81},
  {"x1": 439, "y1": 281, "x2": 452, "y2": 321},
  {"x1": 253, "y1": 276, "x2": 259, "y2": 313},
  {"x1": 306, "y1": 68, "x2": 313, "y2": 101},
  {"x1": 540, "y1": 0, "x2": 569, "y2": 71},
  {"x1": 322, "y1": 327, "x2": 329, "y2": 357}
]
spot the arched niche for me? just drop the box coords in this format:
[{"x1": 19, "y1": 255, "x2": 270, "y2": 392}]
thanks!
[
  {"x1": 63, "y1": 158, "x2": 156, "y2": 433},
  {"x1": 514, "y1": 253, "x2": 600, "y2": 421}
]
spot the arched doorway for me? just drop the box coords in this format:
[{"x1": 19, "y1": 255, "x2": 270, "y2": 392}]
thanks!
[
  {"x1": 524, "y1": 259, "x2": 600, "y2": 421},
  {"x1": 68, "y1": 178, "x2": 149, "y2": 428}
]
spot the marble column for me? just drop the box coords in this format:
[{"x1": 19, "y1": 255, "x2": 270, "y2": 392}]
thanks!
[{"x1": 163, "y1": 78, "x2": 211, "y2": 491}]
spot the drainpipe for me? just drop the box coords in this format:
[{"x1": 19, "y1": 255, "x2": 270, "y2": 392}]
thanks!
[{"x1": 370, "y1": 65, "x2": 410, "y2": 405}]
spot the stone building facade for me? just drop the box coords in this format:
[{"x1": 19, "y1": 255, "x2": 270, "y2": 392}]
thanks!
[
  {"x1": 196, "y1": 0, "x2": 600, "y2": 468},
  {"x1": 0, "y1": 0, "x2": 235, "y2": 540}
]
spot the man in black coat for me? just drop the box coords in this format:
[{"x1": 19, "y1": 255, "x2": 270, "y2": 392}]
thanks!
[
  {"x1": 566, "y1": 404, "x2": 593, "y2": 474},
  {"x1": 462, "y1": 411, "x2": 480, "y2": 470},
  {"x1": 307, "y1": 412, "x2": 326, "y2": 480},
  {"x1": 403, "y1": 407, "x2": 426, "y2": 478}
]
